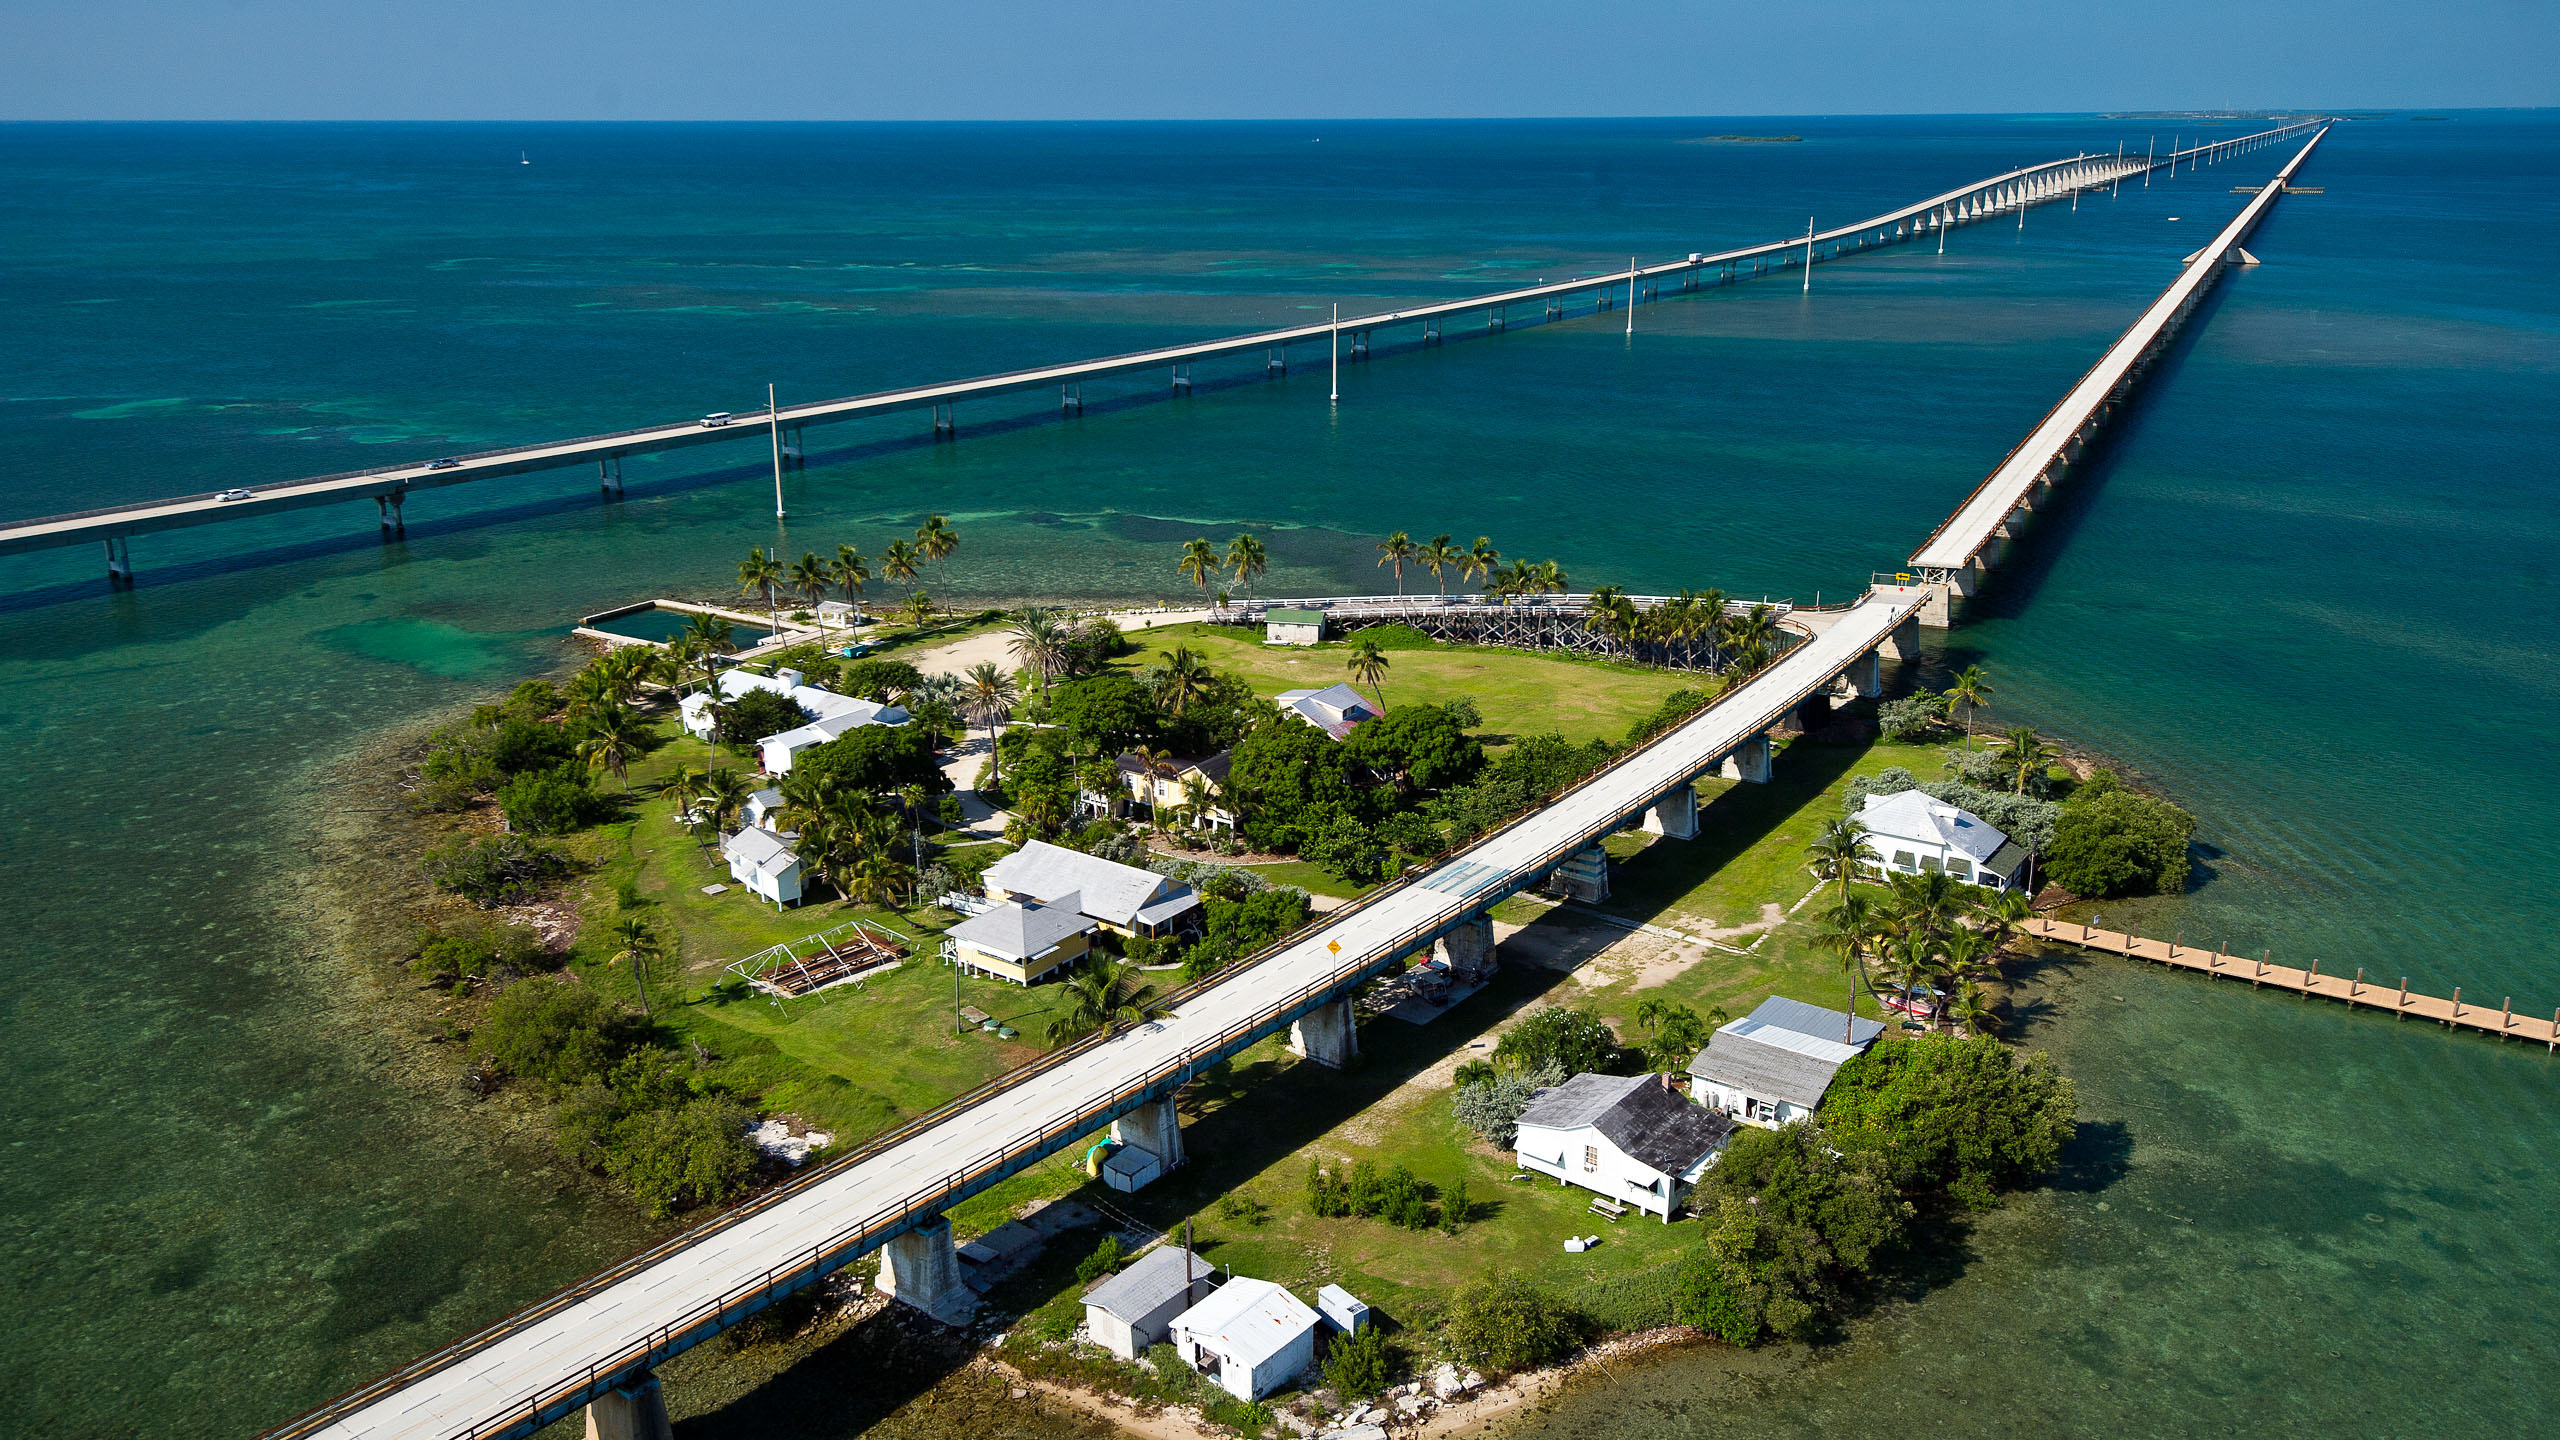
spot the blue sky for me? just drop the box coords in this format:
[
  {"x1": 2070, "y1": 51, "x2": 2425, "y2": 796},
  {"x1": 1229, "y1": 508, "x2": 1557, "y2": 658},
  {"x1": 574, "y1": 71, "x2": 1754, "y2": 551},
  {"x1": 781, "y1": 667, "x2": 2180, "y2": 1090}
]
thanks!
[{"x1": 6, "y1": 0, "x2": 2551, "y2": 120}]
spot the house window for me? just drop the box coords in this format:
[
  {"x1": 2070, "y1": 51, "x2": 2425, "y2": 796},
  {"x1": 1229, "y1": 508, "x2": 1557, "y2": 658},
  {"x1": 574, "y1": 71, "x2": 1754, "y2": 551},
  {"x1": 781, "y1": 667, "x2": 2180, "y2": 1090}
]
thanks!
[
  {"x1": 1920, "y1": 854, "x2": 1943, "y2": 873},
  {"x1": 1947, "y1": 858, "x2": 1972, "y2": 879},
  {"x1": 1583, "y1": 1145, "x2": 1600, "y2": 1172},
  {"x1": 1894, "y1": 850, "x2": 1919, "y2": 870}
]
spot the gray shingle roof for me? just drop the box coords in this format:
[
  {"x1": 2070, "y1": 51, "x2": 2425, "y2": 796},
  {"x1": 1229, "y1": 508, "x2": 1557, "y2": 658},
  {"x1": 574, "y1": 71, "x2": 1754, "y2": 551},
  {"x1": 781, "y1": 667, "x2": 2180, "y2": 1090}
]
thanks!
[
  {"x1": 1083, "y1": 1246, "x2": 1211, "y2": 1321},
  {"x1": 1515, "y1": 1073, "x2": 1733, "y2": 1175},
  {"x1": 947, "y1": 900, "x2": 1094, "y2": 961}
]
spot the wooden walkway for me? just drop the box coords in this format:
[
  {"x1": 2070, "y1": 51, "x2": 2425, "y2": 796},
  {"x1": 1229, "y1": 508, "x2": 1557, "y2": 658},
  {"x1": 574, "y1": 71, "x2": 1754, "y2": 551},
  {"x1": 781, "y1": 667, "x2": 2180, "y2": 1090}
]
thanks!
[{"x1": 2024, "y1": 918, "x2": 2559, "y2": 1050}]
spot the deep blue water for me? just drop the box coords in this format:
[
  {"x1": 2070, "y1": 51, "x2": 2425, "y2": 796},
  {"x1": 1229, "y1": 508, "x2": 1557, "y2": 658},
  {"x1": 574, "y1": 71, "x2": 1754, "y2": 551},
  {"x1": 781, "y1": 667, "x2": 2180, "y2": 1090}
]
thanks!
[{"x1": 1, "y1": 115, "x2": 2553, "y2": 1437}]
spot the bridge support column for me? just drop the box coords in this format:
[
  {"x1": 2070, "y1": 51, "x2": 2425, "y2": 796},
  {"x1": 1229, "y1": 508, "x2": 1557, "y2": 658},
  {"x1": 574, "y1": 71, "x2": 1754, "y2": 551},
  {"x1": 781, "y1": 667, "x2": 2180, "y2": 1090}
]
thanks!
[
  {"x1": 1434, "y1": 915, "x2": 1497, "y2": 986},
  {"x1": 1111, "y1": 1093, "x2": 1186, "y2": 1172},
  {"x1": 1423, "y1": 319, "x2": 1440, "y2": 346},
  {"x1": 599, "y1": 456, "x2": 624, "y2": 498},
  {"x1": 1844, "y1": 648, "x2": 1883, "y2": 699},
  {"x1": 584, "y1": 1373, "x2": 672, "y2": 1440},
  {"x1": 1288, "y1": 998, "x2": 1360, "y2": 1069},
  {"x1": 1061, "y1": 383, "x2": 1083, "y2": 416},
  {"x1": 104, "y1": 535, "x2": 133, "y2": 585},
  {"x1": 1642, "y1": 784, "x2": 1699, "y2": 840},
  {"x1": 1879, "y1": 614, "x2": 1922, "y2": 662},
  {"x1": 1172, "y1": 364, "x2": 1192, "y2": 393},
  {"x1": 1546, "y1": 845, "x2": 1611, "y2": 903},
  {"x1": 376, "y1": 492, "x2": 404, "y2": 535},
  {"x1": 1267, "y1": 347, "x2": 1286, "y2": 375},
  {"x1": 874, "y1": 1213, "x2": 977, "y2": 1326},
  {"x1": 1718, "y1": 732, "x2": 1772, "y2": 784}
]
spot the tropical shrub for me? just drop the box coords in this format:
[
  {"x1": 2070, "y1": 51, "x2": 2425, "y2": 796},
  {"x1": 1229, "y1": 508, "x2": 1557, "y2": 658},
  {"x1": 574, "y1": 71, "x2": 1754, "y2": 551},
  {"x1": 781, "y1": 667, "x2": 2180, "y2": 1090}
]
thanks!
[
  {"x1": 496, "y1": 763, "x2": 606, "y2": 836},
  {"x1": 473, "y1": 977, "x2": 630, "y2": 1086},
  {"x1": 2044, "y1": 780, "x2": 2195, "y2": 898},
  {"x1": 1301, "y1": 813, "x2": 1389, "y2": 886},
  {"x1": 837, "y1": 657, "x2": 924, "y2": 701},
  {"x1": 1675, "y1": 1123, "x2": 1908, "y2": 1345},
  {"x1": 1877, "y1": 690, "x2": 1948, "y2": 741},
  {"x1": 1820, "y1": 1033, "x2": 2078, "y2": 1207},
  {"x1": 1452, "y1": 1061, "x2": 1563, "y2": 1148},
  {"x1": 1075, "y1": 1234, "x2": 1125, "y2": 1283},
  {"x1": 422, "y1": 832, "x2": 569, "y2": 906},
  {"x1": 794, "y1": 723, "x2": 945, "y2": 795},
  {"x1": 717, "y1": 688, "x2": 813, "y2": 747},
  {"x1": 1492, "y1": 1006, "x2": 1620, "y2": 1076},
  {"x1": 1321, "y1": 1326, "x2": 1396, "y2": 1399},
  {"x1": 1443, "y1": 1274, "x2": 1582, "y2": 1373}
]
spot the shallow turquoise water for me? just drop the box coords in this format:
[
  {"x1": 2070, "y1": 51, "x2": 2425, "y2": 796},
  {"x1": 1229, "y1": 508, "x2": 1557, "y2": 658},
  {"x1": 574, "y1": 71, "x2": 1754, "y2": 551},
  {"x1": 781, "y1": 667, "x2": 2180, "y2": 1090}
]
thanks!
[{"x1": 0, "y1": 116, "x2": 2552, "y2": 1436}]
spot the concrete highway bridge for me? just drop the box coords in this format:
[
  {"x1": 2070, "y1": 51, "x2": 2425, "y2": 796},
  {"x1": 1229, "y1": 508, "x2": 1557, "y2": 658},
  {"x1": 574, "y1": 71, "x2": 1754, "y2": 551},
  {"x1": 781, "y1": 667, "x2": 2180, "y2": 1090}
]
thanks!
[
  {"x1": 4, "y1": 121, "x2": 2320, "y2": 585},
  {"x1": 262, "y1": 588, "x2": 1924, "y2": 1440}
]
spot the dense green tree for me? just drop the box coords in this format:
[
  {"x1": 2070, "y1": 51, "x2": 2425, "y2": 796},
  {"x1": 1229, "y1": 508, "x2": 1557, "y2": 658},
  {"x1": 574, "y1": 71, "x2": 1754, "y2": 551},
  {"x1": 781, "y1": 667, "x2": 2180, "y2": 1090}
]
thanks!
[
  {"x1": 792, "y1": 724, "x2": 945, "y2": 796},
  {"x1": 1819, "y1": 1033, "x2": 2078, "y2": 1207},
  {"x1": 1676, "y1": 1123, "x2": 1910, "y2": 1344},
  {"x1": 1226, "y1": 716, "x2": 1366, "y2": 849},
  {"x1": 599, "y1": 1096, "x2": 759, "y2": 1219},
  {"x1": 1444, "y1": 1274, "x2": 1582, "y2": 1373},
  {"x1": 423, "y1": 832, "x2": 569, "y2": 906},
  {"x1": 1344, "y1": 704, "x2": 1484, "y2": 790},
  {"x1": 1048, "y1": 672, "x2": 1161, "y2": 754},
  {"x1": 496, "y1": 764, "x2": 606, "y2": 836},
  {"x1": 1321, "y1": 1325, "x2": 1395, "y2": 1399},
  {"x1": 716, "y1": 688, "x2": 813, "y2": 748},
  {"x1": 836, "y1": 658, "x2": 923, "y2": 702},
  {"x1": 1492, "y1": 1005, "x2": 1620, "y2": 1076},
  {"x1": 474, "y1": 977, "x2": 630, "y2": 1086},
  {"x1": 2045, "y1": 782, "x2": 2196, "y2": 898},
  {"x1": 1301, "y1": 813, "x2": 1389, "y2": 886}
]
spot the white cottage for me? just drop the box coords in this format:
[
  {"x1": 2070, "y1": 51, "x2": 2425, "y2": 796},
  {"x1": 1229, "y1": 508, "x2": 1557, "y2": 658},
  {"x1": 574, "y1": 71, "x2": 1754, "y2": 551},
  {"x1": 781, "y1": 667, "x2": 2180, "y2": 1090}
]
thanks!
[
  {"x1": 1263, "y1": 608, "x2": 1327, "y2": 646},
  {"x1": 1082, "y1": 1246, "x2": 1216, "y2": 1361},
  {"x1": 678, "y1": 665, "x2": 908, "y2": 774},
  {"x1": 1170, "y1": 1276, "x2": 1321, "y2": 1402},
  {"x1": 980, "y1": 840, "x2": 1202, "y2": 939},
  {"x1": 744, "y1": 786, "x2": 789, "y2": 833},
  {"x1": 1273, "y1": 682, "x2": 1377, "y2": 740},
  {"x1": 722, "y1": 826, "x2": 803, "y2": 908},
  {"x1": 1512, "y1": 1073, "x2": 1735, "y2": 1222},
  {"x1": 1853, "y1": 789, "x2": 2032, "y2": 891},
  {"x1": 1688, "y1": 996, "x2": 1885, "y2": 1129}
]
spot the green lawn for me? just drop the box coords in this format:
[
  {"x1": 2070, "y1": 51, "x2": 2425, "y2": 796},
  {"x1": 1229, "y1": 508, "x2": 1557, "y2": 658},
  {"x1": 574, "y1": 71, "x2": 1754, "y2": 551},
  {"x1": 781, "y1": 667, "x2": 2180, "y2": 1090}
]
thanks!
[{"x1": 1112, "y1": 623, "x2": 1707, "y2": 751}]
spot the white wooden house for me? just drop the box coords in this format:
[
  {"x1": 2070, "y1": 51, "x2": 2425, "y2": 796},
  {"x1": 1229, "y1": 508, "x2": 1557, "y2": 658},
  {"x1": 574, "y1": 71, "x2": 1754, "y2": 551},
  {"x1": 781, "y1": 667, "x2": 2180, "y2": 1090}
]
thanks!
[
  {"x1": 1853, "y1": 789, "x2": 2032, "y2": 891},
  {"x1": 721, "y1": 827, "x2": 804, "y2": 908},
  {"x1": 1688, "y1": 996, "x2": 1886, "y2": 1128},
  {"x1": 1512, "y1": 1073, "x2": 1735, "y2": 1222}
]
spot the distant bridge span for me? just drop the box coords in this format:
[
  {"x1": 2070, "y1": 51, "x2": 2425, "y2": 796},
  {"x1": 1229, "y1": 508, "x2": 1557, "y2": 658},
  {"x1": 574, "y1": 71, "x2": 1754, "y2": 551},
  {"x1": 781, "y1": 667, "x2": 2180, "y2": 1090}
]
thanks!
[{"x1": 4, "y1": 121, "x2": 2322, "y2": 583}]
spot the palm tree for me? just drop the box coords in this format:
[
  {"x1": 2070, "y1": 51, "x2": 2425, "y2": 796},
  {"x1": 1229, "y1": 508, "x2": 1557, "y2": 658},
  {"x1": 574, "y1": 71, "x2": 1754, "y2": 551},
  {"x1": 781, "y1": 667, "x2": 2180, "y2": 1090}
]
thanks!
[
  {"x1": 1975, "y1": 887, "x2": 2037, "y2": 954},
  {"x1": 1347, "y1": 637, "x2": 1389, "y2": 708},
  {"x1": 1814, "y1": 892, "x2": 1883, "y2": 1033},
  {"x1": 738, "y1": 547, "x2": 784, "y2": 631},
  {"x1": 609, "y1": 916, "x2": 663, "y2": 1019},
  {"x1": 698, "y1": 766, "x2": 753, "y2": 835},
  {"x1": 1180, "y1": 773, "x2": 1215, "y2": 835},
  {"x1": 915, "y1": 515, "x2": 958, "y2": 586},
  {"x1": 1177, "y1": 538, "x2": 1220, "y2": 603},
  {"x1": 577, "y1": 701, "x2": 643, "y2": 790},
  {"x1": 960, "y1": 661, "x2": 1020, "y2": 785},
  {"x1": 1462, "y1": 537, "x2": 1501, "y2": 590},
  {"x1": 788, "y1": 552, "x2": 832, "y2": 634},
  {"x1": 1720, "y1": 603, "x2": 1779, "y2": 674},
  {"x1": 881, "y1": 539, "x2": 921, "y2": 586},
  {"x1": 831, "y1": 545, "x2": 871, "y2": 617},
  {"x1": 1376, "y1": 531, "x2": 1416, "y2": 595},
  {"x1": 901, "y1": 590, "x2": 935, "y2": 633},
  {"x1": 1489, "y1": 558, "x2": 1537, "y2": 603},
  {"x1": 1533, "y1": 559, "x2": 1569, "y2": 596},
  {"x1": 2001, "y1": 725, "x2": 2053, "y2": 793},
  {"x1": 1804, "y1": 816, "x2": 1874, "y2": 908},
  {"x1": 1946, "y1": 982, "x2": 2002, "y2": 1037},
  {"x1": 1007, "y1": 607, "x2": 1068, "y2": 696},
  {"x1": 1044, "y1": 954, "x2": 1156, "y2": 1044},
  {"x1": 1418, "y1": 534, "x2": 1462, "y2": 596},
  {"x1": 681, "y1": 610, "x2": 736, "y2": 658},
  {"x1": 1154, "y1": 646, "x2": 1212, "y2": 716},
  {"x1": 1226, "y1": 533, "x2": 1268, "y2": 598},
  {"x1": 1947, "y1": 665, "x2": 1993, "y2": 749}
]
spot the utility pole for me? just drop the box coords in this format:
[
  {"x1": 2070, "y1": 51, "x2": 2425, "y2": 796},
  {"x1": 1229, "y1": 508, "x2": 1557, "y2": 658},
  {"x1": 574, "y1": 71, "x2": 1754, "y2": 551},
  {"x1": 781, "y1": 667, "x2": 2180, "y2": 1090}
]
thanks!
[
  {"x1": 768, "y1": 383, "x2": 786, "y2": 519},
  {"x1": 1329, "y1": 303, "x2": 1339, "y2": 404},
  {"x1": 1801, "y1": 219, "x2": 1815, "y2": 293}
]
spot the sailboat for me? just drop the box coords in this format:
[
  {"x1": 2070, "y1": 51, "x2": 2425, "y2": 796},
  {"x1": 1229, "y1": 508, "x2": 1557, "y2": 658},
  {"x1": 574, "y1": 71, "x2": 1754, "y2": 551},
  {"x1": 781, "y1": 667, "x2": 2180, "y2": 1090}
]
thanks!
[{"x1": 520, "y1": 151, "x2": 530, "y2": 165}]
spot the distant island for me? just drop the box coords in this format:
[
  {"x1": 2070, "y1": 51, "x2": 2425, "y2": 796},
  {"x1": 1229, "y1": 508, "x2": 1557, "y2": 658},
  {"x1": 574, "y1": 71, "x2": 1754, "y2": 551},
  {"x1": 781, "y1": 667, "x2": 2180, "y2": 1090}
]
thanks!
[{"x1": 1684, "y1": 134, "x2": 1803, "y2": 144}]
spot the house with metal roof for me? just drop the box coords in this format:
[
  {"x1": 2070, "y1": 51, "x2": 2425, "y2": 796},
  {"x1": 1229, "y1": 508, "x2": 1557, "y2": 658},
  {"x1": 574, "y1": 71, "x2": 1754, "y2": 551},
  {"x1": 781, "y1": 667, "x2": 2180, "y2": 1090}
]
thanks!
[
  {"x1": 980, "y1": 840, "x2": 1202, "y2": 938},
  {"x1": 1169, "y1": 1275, "x2": 1322, "y2": 1401},
  {"x1": 1512, "y1": 1072, "x2": 1735, "y2": 1222},
  {"x1": 1274, "y1": 682, "x2": 1376, "y2": 740},
  {"x1": 721, "y1": 826, "x2": 803, "y2": 908},
  {"x1": 940, "y1": 898, "x2": 1095, "y2": 986},
  {"x1": 1853, "y1": 788, "x2": 2032, "y2": 891},
  {"x1": 1688, "y1": 996, "x2": 1887, "y2": 1129},
  {"x1": 677, "y1": 665, "x2": 909, "y2": 773},
  {"x1": 1264, "y1": 609, "x2": 1327, "y2": 646},
  {"x1": 1082, "y1": 1246, "x2": 1216, "y2": 1361}
]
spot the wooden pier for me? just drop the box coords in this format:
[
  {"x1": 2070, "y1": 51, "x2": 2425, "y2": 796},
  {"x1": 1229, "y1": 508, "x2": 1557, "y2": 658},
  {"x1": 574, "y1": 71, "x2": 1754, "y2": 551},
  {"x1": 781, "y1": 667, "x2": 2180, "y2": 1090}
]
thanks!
[{"x1": 2024, "y1": 917, "x2": 2559, "y2": 1050}]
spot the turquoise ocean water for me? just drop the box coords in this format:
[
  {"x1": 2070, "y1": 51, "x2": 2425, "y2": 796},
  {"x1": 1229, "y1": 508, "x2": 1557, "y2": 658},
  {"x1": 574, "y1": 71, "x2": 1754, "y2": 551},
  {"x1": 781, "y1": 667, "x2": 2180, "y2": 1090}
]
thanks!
[{"x1": 1, "y1": 116, "x2": 2552, "y2": 1436}]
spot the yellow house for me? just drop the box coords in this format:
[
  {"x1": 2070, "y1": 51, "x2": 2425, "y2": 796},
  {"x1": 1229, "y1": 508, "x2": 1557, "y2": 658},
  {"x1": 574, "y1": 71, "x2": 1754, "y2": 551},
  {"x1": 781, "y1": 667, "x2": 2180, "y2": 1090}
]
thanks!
[
  {"x1": 941, "y1": 899, "x2": 1096, "y2": 986},
  {"x1": 1115, "y1": 750, "x2": 1236, "y2": 832}
]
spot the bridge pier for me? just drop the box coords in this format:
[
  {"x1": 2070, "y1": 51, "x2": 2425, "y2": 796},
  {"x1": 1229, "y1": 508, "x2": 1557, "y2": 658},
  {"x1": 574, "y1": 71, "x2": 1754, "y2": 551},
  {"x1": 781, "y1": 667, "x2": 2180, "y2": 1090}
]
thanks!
[
  {"x1": 1111, "y1": 1093, "x2": 1186, "y2": 1172},
  {"x1": 376, "y1": 491, "x2": 405, "y2": 535},
  {"x1": 1423, "y1": 319, "x2": 1440, "y2": 346},
  {"x1": 1267, "y1": 346, "x2": 1286, "y2": 375},
  {"x1": 874, "y1": 1212, "x2": 977, "y2": 1325},
  {"x1": 1352, "y1": 330, "x2": 1370, "y2": 360},
  {"x1": 1489, "y1": 306, "x2": 1505, "y2": 333},
  {"x1": 1172, "y1": 363, "x2": 1192, "y2": 393},
  {"x1": 1718, "y1": 732, "x2": 1772, "y2": 784},
  {"x1": 932, "y1": 403, "x2": 955, "y2": 439},
  {"x1": 1843, "y1": 647, "x2": 1883, "y2": 699},
  {"x1": 598, "y1": 456, "x2": 624, "y2": 498},
  {"x1": 1288, "y1": 997, "x2": 1360, "y2": 1069},
  {"x1": 1061, "y1": 383, "x2": 1083, "y2": 416},
  {"x1": 1434, "y1": 914, "x2": 1498, "y2": 986},
  {"x1": 104, "y1": 534, "x2": 133, "y2": 585},
  {"x1": 584, "y1": 1373, "x2": 672, "y2": 1440},
  {"x1": 1546, "y1": 846, "x2": 1611, "y2": 903},
  {"x1": 783, "y1": 425, "x2": 806, "y2": 468},
  {"x1": 1641, "y1": 783, "x2": 1699, "y2": 840}
]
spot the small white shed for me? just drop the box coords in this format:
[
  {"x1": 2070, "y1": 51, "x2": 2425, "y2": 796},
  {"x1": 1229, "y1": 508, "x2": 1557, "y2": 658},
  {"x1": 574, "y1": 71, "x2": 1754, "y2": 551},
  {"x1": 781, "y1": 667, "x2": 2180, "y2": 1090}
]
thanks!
[
  {"x1": 1082, "y1": 1247, "x2": 1215, "y2": 1361},
  {"x1": 1264, "y1": 608, "x2": 1327, "y2": 646},
  {"x1": 1315, "y1": 1284, "x2": 1369, "y2": 1334},
  {"x1": 1171, "y1": 1276, "x2": 1321, "y2": 1402},
  {"x1": 1100, "y1": 1145, "x2": 1163, "y2": 1194}
]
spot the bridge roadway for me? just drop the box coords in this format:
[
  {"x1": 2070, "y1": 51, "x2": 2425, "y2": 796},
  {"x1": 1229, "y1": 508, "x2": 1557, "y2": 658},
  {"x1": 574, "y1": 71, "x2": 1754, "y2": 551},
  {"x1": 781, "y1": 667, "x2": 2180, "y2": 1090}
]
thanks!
[
  {"x1": 269, "y1": 587, "x2": 1922, "y2": 1440},
  {"x1": 4, "y1": 121, "x2": 2321, "y2": 575},
  {"x1": 1904, "y1": 126, "x2": 2331, "y2": 610}
]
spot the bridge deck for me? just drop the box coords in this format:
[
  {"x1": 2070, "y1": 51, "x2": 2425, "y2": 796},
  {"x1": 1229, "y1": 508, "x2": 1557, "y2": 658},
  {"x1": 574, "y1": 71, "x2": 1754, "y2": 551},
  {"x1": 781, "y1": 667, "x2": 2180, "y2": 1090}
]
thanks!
[
  {"x1": 1908, "y1": 127, "x2": 2330, "y2": 574},
  {"x1": 2, "y1": 126, "x2": 2324, "y2": 563},
  {"x1": 286, "y1": 590, "x2": 1917, "y2": 1440}
]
